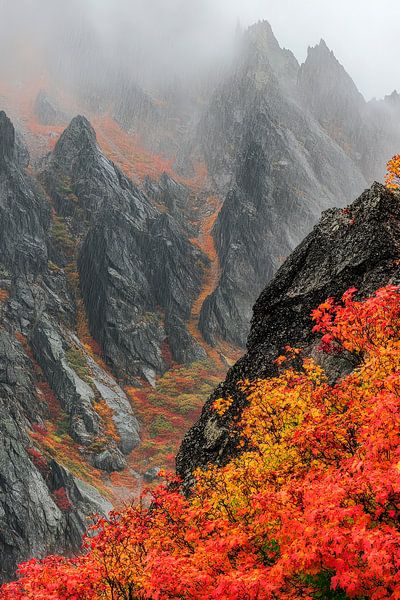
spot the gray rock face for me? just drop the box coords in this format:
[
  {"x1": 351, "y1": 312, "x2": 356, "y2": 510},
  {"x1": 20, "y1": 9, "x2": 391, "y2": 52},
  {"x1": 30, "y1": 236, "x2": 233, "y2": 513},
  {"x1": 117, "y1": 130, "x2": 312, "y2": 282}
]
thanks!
[
  {"x1": 177, "y1": 183, "x2": 400, "y2": 483},
  {"x1": 31, "y1": 318, "x2": 101, "y2": 445},
  {"x1": 37, "y1": 116, "x2": 209, "y2": 380},
  {"x1": 143, "y1": 173, "x2": 197, "y2": 236},
  {"x1": 198, "y1": 21, "x2": 369, "y2": 348},
  {"x1": 0, "y1": 113, "x2": 49, "y2": 278},
  {"x1": 0, "y1": 111, "x2": 15, "y2": 165},
  {"x1": 0, "y1": 112, "x2": 128, "y2": 580},
  {"x1": 0, "y1": 109, "x2": 211, "y2": 578},
  {"x1": 31, "y1": 319, "x2": 140, "y2": 467},
  {"x1": 0, "y1": 329, "x2": 100, "y2": 583},
  {"x1": 86, "y1": 352, "x2": 140, "y2": 454},
  {"x1": 297, "y1": 40, "x2": 400, "y2": 182}
]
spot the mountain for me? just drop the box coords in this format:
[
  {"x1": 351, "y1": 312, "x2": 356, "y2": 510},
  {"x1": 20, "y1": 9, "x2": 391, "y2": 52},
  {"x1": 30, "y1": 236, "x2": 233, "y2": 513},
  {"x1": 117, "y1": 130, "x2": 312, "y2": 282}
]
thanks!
[
  {"x1": 1, "y1": 18, "x2": 400, "y2": 582},
  {"x1": 0, "y1": 111, "x2": 115, "y2": 582},
  {"x1": 177, "y1": 182, "x2": 400, "y2": 482},
  {"x1": 0, "y1": 110, "x2": 211, "y2": 580},
  {"x1": 41, "y1": 115, "x2": 207, "y2": 381},
  {"x1": 298, "y1": 39, "x2": 400, "y2": 181},
  {"x1": 197, "y1": 22, "x2": 370, "y2": 347}
]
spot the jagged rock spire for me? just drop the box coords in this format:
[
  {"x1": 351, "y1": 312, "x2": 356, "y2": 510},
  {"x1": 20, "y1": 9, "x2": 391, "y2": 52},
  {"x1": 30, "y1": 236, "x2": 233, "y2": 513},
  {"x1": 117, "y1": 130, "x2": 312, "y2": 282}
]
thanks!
[
  {"x1": 0, "y1": 111, "x2": 15, "y2": 166},
  {"x1": 52, "y1": 115, "x2": 98, "y2": 163}
]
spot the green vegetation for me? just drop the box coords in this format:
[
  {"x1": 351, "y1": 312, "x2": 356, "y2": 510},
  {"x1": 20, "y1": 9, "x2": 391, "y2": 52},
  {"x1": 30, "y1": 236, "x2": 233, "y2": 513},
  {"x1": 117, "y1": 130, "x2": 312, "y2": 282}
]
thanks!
[
  {"x1": 51, "y1": 214, "x2": 76, "y2": 259},
  {"x1": 65, "y1": 345, "x2": 92, "y2": 384}
]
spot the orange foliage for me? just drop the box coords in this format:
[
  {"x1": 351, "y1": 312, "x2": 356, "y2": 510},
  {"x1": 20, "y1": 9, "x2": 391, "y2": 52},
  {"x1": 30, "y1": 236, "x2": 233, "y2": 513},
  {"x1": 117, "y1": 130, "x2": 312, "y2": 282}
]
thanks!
[
  {"x1": 4, "y1": 286, "x2": 400, "y2": 599},
  {"x1": 93, "y1": 399, "x2": 119, "y2": 444},
  {"x1": 385, "y1": 154, "x2": 400, "y2": 189},
  {"x1": 0, "y1": 288, "x2": 10, "y2": 302},
  {"x1": 123, "y1": 360, "x2": 224, "y2": 476},
  {"x1": 93, "y1": 115, "x2": 175, "y2": 182},
  {"x1": 29, "y1": 418, "x2": 110, "y2": 498},
  {"x1": 186, "y1": 195, "x2": 240, "y2": 366}
]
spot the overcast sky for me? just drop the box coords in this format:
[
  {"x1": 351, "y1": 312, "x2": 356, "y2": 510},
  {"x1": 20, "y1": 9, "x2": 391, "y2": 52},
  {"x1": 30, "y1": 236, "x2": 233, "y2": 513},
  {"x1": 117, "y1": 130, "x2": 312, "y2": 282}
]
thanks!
[
  {"x1": 233, "y1": 0, "x2": 399, "y2": 100},
  {"x1": 86, "y1": 0, "x2": 400, "y2": 99},
  {"x1": 0, "y1": 0, "x2": 398, "y2": 100}
]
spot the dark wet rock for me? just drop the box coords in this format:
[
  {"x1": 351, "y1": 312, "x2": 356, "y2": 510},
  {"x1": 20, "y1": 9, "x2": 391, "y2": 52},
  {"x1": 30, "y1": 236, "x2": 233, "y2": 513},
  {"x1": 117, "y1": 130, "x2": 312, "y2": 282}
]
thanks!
[
  {"x1": 35, "y1": 116, "x2": 210, "y2": 379},
  {"x1": 0, "y1": 113, "x2": 50, "y2": 277},
  {"x1": 78, "y1": 196, "x2": 166, "y2": 381},
  {"x1": 39, "y1": 115, "x2": 115, "y2": 229},
  {"x1": 143, "y1": 466, "x2": 161, "y2": 482},
  {"x1": 14, "y1": 132, "x2": 30, "y2": 169},
  {"x1": 41, "y1": 268, "x2": 76, "y2": 328},
  {"x1": 177, "y1": 183, "x2": 400, "y2": 484},
  {"x1": 0, "y1": 329, "x2": 107, "y2": 584},
  {"x1": 165, "y1": 316, "x2": 206, "y2": 364},
  {"x1": 0, "y1": 111, "x2": 15, "y2": 165},
  {"x1": 143, "y1": 172, "x2": 197, "y2": 235},
  {"x1": 90, "y1": 448, "x2": 126, "y2": 473},
  {"x1": 148, "y1": 212, "x2": 207, "y2": 322},
  {"x1": 145, "y1": 172, "x2": 190, "y2": 213}
]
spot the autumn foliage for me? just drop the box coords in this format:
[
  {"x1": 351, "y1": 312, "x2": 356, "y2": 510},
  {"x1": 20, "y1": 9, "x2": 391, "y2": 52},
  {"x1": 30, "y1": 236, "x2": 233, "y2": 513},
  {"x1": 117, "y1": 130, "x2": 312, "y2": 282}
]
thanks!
[
  {"x1": 2, "y1": 286, "x2": 400, "y2": 599},
  {"x1": 385, "y1": 154, "x2": 400, "y2": 189}
]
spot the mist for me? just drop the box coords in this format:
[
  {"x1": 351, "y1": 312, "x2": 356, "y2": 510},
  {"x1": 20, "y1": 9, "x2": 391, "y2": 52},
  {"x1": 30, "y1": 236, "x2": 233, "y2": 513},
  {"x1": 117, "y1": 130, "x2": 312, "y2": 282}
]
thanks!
[{"x1": 0, "y1": 0, "x2": 398, "y2": 100}]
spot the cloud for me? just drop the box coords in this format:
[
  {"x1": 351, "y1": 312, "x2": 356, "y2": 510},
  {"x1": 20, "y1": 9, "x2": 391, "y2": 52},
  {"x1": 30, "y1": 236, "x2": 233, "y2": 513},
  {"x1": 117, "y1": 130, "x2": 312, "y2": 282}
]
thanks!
[{"x1": 0, "y1": 0, "x2": 397, "y2": 99}]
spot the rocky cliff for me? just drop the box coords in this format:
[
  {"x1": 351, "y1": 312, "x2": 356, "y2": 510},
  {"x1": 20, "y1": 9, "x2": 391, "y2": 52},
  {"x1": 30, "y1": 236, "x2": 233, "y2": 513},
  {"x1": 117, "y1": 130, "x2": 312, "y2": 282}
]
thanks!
[
  {"x1": 177, "y1": 182, "x2": 400, "y2": 483},
  {"x1": 197, "y1": 22, "x2": 369, "y2": 347},
  {"x1": 298, "y1": 40, "x2": 400, "y2": 181},
  {"x1": 0, "y1": 108, "x2": 214, "y2": 580},
  {"x1": 40, "y1": 115, "x2": 207, "y2": 382},
  {"x1": 197, "y1": 21, "x2": 400, "y2": 348},
  {"x1": 0, "y1": 111, "x2": 116, "y2": 582}
]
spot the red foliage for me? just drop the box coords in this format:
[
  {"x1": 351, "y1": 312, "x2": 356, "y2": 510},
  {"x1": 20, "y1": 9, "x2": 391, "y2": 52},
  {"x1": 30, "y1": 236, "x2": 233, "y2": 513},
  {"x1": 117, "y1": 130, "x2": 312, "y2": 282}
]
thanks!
[
  {"x1": 161, "y1": 339, "x2": 173, "y2": 369},
  {"x1": 52, "y1": 487, "x2": 72, "y2": 512},
  {"x1": 31, "y1": 423, "x2": 48, "y2": 436},
  {"x1": 36, "y1": 380, "x2": 62, "y2": 420},
  {"x1": 4, "y1": 285, "x2": 400, "y2": 599},
  {"x1": 8, "y1": 80, "x2": 400, "y2": 599},
  {"x1": 26, "y1": 447, "x2": 49, "y2": 478}
]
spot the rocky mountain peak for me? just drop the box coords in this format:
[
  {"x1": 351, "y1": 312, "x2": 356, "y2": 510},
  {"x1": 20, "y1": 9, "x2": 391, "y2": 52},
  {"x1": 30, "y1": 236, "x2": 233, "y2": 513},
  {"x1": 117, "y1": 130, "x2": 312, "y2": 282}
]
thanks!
[
  {"x1": 299, "y1": 39, "x2": 364, "y2": 106},
  {"x1": 311, "y1": 38, "x2": 332, "y2": 56},
  {"x1": 246, "y1": 20, "x2": 280, "y2": 52},
  {"x1": 384, "y1": 89, "x2": 400, "y2": 111},
  {"x1": 0, "y1": 110, "x2": 15, "y2": 166},
  {"x1": 297, "y1": 36, "x2": 371, "y2": 175},
  {"x1": 241, "y1": 20, "x2": 299, "y2": 89},
  {"x1": 52, "y1": 114, "x2": 98, "y2": 163}
]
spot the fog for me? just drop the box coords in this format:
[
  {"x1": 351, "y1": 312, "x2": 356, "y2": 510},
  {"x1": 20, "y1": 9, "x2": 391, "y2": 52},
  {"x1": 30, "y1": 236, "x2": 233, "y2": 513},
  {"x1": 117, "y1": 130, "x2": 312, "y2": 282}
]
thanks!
[{"x1": 0, "y1": 0, "x2": 398, "y2": 99}]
